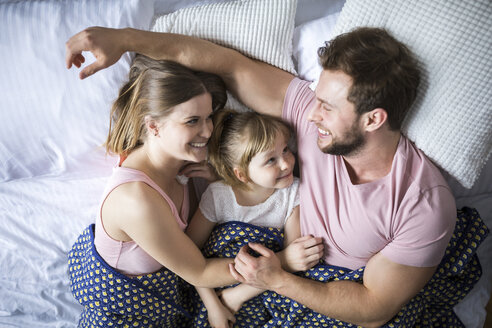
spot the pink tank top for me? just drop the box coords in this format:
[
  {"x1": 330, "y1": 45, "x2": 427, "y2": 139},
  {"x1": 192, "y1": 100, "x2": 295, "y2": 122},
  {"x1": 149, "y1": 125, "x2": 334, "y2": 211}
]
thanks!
[{"x1": 94, "y1": 166, "x2": 189, "y2": 276}]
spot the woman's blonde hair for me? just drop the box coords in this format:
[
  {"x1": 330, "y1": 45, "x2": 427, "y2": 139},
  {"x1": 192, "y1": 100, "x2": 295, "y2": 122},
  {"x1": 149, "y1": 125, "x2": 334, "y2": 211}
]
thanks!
[
  {"x1": 208, "y1": 109, "x2": 292, "y2": 190},
  {"x1": 105, "y1": 55, "x2": 227, "y2": 155}
]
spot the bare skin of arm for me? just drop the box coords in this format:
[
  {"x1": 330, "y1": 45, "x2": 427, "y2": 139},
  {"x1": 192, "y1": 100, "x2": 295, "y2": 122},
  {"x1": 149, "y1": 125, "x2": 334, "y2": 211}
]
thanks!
[
  {"x1": 65, "y1": 27, "x2": 295, "y2": 117},
  {"x1": 186, "y1": 206, "x2": 323, "y2": 324},
  {"x1": 217, "y1": 207, "x2": 323, "y2": 313},
  {"x1": 102, "y1": 182, "x2": 235, "y2": 288},
  {"x1": 230, "y1": 243, "x2": 436, "y2": 327}
]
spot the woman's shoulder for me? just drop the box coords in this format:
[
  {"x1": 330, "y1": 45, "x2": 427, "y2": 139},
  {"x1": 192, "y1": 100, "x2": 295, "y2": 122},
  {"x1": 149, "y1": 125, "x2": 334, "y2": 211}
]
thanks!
[{"x1": 105, "y1": 182, "x2": 174, "y2": 221}]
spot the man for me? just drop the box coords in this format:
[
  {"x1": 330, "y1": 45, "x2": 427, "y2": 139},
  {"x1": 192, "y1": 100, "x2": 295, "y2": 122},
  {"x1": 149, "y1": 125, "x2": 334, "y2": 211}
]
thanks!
[{"x1": 66, "y1": 26, "x2": 456, "y2": 326}]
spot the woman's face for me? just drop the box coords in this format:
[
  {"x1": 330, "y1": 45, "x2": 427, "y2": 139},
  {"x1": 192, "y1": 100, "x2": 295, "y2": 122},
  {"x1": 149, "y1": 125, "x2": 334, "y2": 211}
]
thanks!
[{"x1": 156, "y1": 92, "x2": 214, "y2": 163}]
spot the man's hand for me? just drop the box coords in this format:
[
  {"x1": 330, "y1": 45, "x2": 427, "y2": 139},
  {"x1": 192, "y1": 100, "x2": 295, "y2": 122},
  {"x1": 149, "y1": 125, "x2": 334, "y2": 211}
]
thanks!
[
  {"x1": 279, "y1": 235, "x2": 324, "y2": 272},
  {"x1": 229, "y1": 243, "x2": 285, "y2": 290},
  {"x1": 65, "y1": 27, "x2": 126, "y2": 79}
]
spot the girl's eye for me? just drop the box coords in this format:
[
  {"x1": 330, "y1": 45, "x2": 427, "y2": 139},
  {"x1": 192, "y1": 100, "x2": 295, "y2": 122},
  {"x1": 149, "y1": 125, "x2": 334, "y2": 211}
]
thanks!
[
  {"x1": 186, "y1": 119, "x2": 199, "y2": 125},
  {"x1": 266, "y1": 157, "x2": 276, "y2": 165},
  {"x1": 282, "y1": 146, "x2": 290, "y2": 154}
]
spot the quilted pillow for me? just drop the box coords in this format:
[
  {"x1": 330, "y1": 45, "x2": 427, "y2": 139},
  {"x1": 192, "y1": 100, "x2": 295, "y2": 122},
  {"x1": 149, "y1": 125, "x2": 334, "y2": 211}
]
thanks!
[
  {"x1": 330, "y1": 0, "x2": 491, "y2": 189},
  {"x1": 151, "y1": 0, "x2": 298, "y2": 111}
]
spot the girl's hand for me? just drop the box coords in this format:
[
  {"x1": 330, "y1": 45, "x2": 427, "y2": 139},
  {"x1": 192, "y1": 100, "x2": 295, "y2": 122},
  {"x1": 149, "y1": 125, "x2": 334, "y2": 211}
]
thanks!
[
  {"x1": 179, "y1": 161, "x2": 218, "y2": 182},
  {"x1": 206, "y1": 300, "x2": 236, "y2": 328},
  {"x1": 280, "y1": 235, "x2": 324, "y2": 272}
]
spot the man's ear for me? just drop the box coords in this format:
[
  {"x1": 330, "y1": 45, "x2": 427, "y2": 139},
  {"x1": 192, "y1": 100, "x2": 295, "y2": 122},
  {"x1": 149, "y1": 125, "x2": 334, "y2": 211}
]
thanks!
[
  {"x1": 361, "y1": 108, "x2": 388, "y2": 132},
  {"x1": 233, "y1": 167, "x2": 249, "y2": 183},
  {"x1": 144, "y1": 115, "x2": 159, "y2": 137}
]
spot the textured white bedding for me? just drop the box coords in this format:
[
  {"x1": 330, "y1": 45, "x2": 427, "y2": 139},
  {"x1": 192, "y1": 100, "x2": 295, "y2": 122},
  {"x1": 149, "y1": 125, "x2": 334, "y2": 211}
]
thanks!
[
  {"x1": 0, "y1": 0, "x2": 490, "y2": 327},
  {"x1": 0, "y1": 150, "x2": 115, "y2": 327}
]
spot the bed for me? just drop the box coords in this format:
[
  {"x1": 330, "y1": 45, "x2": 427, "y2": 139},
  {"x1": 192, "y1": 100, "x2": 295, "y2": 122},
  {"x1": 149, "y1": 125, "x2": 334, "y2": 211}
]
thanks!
[{"x1": 0, "y1": 0, "x2": 490, "y2": 327}]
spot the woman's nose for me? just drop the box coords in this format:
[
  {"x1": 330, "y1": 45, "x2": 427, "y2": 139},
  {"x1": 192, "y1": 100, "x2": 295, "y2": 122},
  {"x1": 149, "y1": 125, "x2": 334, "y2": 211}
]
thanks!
[{"x1": 202, "y1": 120, "x2": 213, "y2": 138}]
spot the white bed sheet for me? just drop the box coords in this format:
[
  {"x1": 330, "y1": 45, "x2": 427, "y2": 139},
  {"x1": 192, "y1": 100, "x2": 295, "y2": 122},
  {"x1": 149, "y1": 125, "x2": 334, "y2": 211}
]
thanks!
[
  {"x1": 0, "y1": 150, "x2": 115, "y2": 327},
  {"x1": 0, "y1": 0, "x2": 490, "y2": 327}
]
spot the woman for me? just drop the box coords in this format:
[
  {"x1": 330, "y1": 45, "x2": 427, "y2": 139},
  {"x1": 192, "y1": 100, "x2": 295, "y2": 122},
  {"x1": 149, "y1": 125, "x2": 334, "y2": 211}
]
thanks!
[{"x1": 68, "y1": 55, "x2": 234, "y2": 327}]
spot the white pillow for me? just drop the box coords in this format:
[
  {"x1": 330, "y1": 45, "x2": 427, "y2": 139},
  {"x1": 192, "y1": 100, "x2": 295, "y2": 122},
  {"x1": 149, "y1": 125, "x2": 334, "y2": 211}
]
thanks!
[
  {"x1": 293, "y1": 12, "x2": 339, "y2": 83},
  {"x1": 0, "y1": 0, "x2": 153, "y2": 181},
  {"x1": 327, "y1": 0, "x2": 492, "y2": 189},
  {"x1": 151, "y1": 0, "x2": 298, "y2": 111}
]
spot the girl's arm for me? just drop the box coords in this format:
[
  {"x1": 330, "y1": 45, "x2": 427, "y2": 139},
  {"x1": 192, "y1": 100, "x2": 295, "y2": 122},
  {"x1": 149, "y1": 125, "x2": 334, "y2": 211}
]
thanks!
[
  {"x1": 221, "y1": 206, "x2": 323, "y2": 312},
  {"x1": 103, "y1": 182, "x2": 236, "y2": 287},
  {"x1": 217, "y1": 283, "x2": 265, "y2": 314},
  {"x1": 187, "y1": 208, "x2": 236, "y2": 327},
  {"x1": 185, "y1": 207, "x2": 216, "y2": 249},
  {"x1": 277, "y1": 206, "x2": 324, "y2": 272}
]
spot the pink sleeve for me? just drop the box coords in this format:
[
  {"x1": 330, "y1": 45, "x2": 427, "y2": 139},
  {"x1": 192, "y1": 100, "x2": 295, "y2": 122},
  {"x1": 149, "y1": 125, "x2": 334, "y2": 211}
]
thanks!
[
  {"x1": 380, "y1": 186, "x2": 456, "y2": 267},
  {"x1": 282, "y1": 78, "x2": 316, "y2": 137}
]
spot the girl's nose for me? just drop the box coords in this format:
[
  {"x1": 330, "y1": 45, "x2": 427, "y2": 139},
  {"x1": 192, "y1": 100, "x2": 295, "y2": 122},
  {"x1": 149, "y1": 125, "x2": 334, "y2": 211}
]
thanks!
[{"x1": 279, "y1": 158, "x2": 289, "y2": 170}]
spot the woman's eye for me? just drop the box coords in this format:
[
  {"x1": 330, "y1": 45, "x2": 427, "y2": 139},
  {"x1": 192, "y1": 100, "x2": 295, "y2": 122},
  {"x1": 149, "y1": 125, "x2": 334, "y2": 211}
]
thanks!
[{"x1": 187, "y1": 119, "x2": 198, "y2": 125}]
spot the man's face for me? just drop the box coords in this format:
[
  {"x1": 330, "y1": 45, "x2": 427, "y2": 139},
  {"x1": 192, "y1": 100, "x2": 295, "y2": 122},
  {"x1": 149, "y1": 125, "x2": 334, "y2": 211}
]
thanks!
[{"x1": 308, "y1": 70, "x2": 365, "y2": 156}]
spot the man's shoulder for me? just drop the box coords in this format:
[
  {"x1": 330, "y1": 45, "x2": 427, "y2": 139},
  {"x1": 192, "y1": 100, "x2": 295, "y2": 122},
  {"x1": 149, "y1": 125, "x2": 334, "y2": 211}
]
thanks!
[
  {"x1": 398, "y1": 136, "x2": 452, "y2": 192},
  {"x1": 282, "y1": 78, "x2": 316, "y2": 122}
]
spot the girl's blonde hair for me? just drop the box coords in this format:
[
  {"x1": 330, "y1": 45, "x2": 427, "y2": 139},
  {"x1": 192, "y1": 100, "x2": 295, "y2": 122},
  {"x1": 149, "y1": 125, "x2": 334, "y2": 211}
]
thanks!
[
  {"x1": 105, "y1": 55, "x2": 227, "y2": 155},
  {"x1": 208, "y1": 109, "x2": 292, "y2": 190}
]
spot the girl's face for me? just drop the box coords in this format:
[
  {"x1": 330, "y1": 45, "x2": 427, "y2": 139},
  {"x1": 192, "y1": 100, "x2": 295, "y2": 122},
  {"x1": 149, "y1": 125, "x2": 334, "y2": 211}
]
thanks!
[
  {"x1": 246, "y1": 132, "x2": 295, "y2": 190},
  {"x1": 156, "y1": 93, "x2": 214, "y2": 163}
]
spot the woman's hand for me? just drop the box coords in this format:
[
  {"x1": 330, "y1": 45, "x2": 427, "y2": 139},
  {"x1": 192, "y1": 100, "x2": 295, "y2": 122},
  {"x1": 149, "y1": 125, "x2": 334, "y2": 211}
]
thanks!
[
  {"x1": 179, "y1": 161, "x2": 218, "y2": 182},
  {"x1": 279, "y1": 235, "x2": 324, "y2": 272}
]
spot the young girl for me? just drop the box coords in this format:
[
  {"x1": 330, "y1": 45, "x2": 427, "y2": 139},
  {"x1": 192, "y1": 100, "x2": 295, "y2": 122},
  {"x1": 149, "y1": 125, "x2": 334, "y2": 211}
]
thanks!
[
  {"x1": 67, "y1": 55, "x2": 239, "y2": 328},
  {"x1": 186, "y1": 109, "x2": 324, "y2": 328}
]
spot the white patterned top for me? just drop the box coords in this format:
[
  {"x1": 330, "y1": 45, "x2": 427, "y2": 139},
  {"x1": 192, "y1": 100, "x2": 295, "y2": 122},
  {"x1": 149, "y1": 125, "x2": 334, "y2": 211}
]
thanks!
[{"x1": 199, "y1": 178, "x2": 300, "y2": 229}]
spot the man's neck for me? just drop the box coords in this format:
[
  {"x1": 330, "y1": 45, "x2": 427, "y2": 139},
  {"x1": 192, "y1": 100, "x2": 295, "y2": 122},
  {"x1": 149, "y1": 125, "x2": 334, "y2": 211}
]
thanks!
[{"x1": 343, "y1": 131, "x2": 401, "y2": 185}]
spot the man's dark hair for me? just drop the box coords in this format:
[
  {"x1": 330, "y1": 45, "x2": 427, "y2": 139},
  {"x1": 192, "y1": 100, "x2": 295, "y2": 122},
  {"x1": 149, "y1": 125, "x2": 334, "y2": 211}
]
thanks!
[{"x1": 318, "y1": 27, "x2": 421, "y2": 130}]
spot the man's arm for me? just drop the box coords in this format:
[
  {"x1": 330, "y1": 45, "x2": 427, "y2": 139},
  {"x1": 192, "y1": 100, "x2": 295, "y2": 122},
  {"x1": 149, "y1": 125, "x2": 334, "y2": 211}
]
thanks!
[
  {"x1": 65, "y1": 27, "x2": 295, "y2": 117},
  {"x1": 231, "y1": 243, "x2": 436, "y2": 328}
]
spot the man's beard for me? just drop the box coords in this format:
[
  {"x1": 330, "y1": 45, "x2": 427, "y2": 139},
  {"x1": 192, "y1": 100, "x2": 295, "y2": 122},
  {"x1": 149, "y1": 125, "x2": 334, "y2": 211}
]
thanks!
[{"x1": 320, "y1": 122, "x2": 365, "y2": 156}]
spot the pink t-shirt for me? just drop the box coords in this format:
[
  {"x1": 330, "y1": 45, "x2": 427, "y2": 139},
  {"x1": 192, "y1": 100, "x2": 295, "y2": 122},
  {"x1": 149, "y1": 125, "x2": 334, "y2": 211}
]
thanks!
[
  {"x1": 282, "y1": 78, "x2": 456, "y2": 270},
  {"x1": 94, "y1": 166, "x2": 189, "y2": 276}
]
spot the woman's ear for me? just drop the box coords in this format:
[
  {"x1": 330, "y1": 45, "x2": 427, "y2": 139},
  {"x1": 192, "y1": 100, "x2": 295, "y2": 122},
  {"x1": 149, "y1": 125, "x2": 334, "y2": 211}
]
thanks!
[
  {"x1": 362, "y1": 108, "x2": 388, "y2": 132},
  {"x1": 144, "y1": 115, "x2": 159, "y2": 137},
  {"x1": 233, "y1": 167, "x2": 249, "y2": 183}
]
